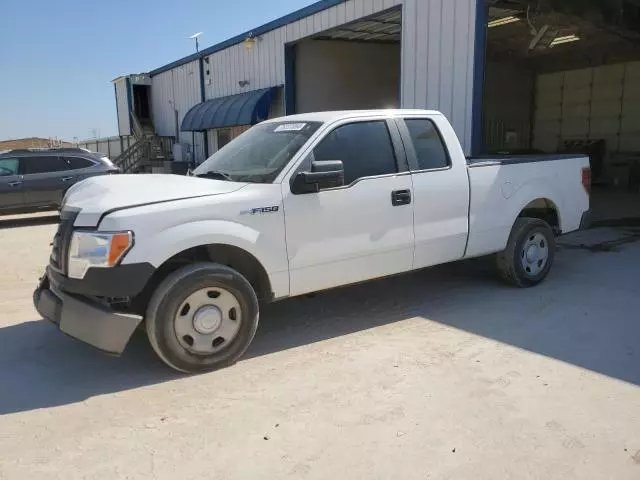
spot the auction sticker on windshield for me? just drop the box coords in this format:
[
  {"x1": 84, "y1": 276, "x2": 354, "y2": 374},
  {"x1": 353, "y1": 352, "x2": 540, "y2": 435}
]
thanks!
[{"x1": 274, "y1": 123, "x2": 307, "y2": 132}]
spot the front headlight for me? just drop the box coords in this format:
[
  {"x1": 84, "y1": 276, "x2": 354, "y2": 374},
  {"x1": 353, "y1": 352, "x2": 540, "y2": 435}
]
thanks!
[{"x1": 68, "y1": 231, "x2": 133, "y2": 279}]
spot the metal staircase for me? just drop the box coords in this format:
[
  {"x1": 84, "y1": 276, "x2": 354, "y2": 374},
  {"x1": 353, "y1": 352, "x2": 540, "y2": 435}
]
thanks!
[{"x1": 113, "y1": 113, "x2": 174, "y2": 173}]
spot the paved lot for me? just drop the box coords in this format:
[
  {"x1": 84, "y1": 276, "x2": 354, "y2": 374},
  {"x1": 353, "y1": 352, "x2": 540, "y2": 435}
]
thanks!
[{"x1": 0, "y1": 214, "x2": 639, "y2": 480}]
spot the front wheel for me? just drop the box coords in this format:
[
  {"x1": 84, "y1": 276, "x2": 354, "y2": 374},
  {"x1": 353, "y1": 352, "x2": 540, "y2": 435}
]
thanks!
[
  {"x1": 496, "y1": 218, "x2": 556, "y2": 288},
  {"x1": 145, "y1": 262, "x2": 259, "y2": 373}
]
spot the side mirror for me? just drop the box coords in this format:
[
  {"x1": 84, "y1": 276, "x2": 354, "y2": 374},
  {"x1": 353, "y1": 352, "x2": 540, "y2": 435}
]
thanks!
[{"x1": 291, "y1": 160, "x2": 344, "y2": 194}]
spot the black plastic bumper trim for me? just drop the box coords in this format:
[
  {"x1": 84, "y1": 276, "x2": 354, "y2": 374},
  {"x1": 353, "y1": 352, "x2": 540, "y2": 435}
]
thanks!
[{"x1": 47, "y1": 262, "x2": 155, "y2": 298}]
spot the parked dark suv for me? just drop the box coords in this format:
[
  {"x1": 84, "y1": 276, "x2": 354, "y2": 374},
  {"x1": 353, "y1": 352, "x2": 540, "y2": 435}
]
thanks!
[{"x1": 0, "y1": 148, "x2": 119, "y2": 215}]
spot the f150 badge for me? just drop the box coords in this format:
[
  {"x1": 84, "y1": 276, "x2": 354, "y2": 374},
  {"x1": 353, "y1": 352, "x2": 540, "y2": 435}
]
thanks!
[{"x1": 240, "y1": 206, "x2": 280, "y2": 215}]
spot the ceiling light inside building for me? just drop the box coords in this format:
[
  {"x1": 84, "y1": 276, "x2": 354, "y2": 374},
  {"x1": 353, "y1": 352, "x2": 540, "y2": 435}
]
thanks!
[
  {"x1": 550, "y1": 34, "x2": 581, "y2": 47},
  {"x1": 488, "y1": 16, "x2": 520, "y2": 28}
]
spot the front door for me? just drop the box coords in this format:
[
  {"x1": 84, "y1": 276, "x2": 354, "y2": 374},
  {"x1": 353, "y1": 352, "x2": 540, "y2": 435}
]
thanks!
[
  {"x1": 282, "y1": 118, "x2": 415, "y2": 296},
  {"x1": 0, "y1": 157, "x2": 24, "y2": 211},
  {"x1": 20, "y1": 155, "x2": 74, "y2": 208}
]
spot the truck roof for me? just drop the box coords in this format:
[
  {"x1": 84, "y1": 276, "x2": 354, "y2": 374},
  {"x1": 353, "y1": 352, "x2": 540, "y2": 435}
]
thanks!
[{"x1": 263, "y1": 109, "x2": 444, "y2": 124}]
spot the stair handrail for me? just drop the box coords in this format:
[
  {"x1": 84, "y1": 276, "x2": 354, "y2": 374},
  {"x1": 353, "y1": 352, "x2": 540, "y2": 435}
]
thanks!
[{"x1": 130, "y1": 111, "x2": 145, "y2": 141}]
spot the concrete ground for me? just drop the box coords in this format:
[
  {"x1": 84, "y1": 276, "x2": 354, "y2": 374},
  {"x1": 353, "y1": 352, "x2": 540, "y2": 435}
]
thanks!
[{"x1": 0, "y1": 213, "x2": 639, "y2": 480}]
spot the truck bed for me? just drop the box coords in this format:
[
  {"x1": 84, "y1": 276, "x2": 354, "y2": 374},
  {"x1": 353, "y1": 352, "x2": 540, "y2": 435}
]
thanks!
[
  {"x1": 464, "y1": 154, "x2": 590, "y2": 259},
  {"x1": 467, "y1": 154, "x2": 584, "y2": 167}
]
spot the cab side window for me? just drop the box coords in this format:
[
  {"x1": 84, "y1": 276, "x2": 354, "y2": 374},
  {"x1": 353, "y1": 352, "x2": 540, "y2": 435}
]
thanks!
[
  {"x1": 405, "y1": 119, "x2": 450, "y2": 171},
  {"x1": 312, "y1": 121, "x2": 398, "y2": 186}
]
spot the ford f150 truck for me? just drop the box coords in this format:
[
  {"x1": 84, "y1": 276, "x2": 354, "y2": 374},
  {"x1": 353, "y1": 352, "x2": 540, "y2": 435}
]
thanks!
[{"x1": 33, "y1": 110, "x2": 591, "y2": 373}]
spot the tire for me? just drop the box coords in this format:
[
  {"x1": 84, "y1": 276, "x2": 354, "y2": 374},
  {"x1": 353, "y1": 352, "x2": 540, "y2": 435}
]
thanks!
[
  {"x1": 145, "y1": 262, "x2": 259, "y2": 373},
  {"x1": 496, "y1": 218, "x2": 556, "y2": 288}
]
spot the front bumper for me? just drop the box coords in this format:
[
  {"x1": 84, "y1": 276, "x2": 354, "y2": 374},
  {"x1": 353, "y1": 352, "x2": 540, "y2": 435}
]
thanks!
[{"x1": 33, "y1": 267, "x2": 145, "y2": 355}]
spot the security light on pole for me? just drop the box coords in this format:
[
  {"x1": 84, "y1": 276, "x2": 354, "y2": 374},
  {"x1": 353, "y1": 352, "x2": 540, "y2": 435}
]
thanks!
[{"x1": 189, "y1": 32, "x2": 203, "y2": 53}]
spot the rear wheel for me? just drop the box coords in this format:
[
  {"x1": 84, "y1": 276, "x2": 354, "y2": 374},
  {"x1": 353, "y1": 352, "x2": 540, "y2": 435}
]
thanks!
[
  {"x1": 496, "y1": 218, "x2": 556, "y2": 288},
  {"x1": 145, "y1": 262, "x2": 259, "y2": 373}
]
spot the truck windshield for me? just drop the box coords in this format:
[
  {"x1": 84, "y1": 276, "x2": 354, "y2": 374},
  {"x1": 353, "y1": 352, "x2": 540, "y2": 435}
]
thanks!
[{"x1": 193, "y1": 121, "x2": 322, "y2": 183}]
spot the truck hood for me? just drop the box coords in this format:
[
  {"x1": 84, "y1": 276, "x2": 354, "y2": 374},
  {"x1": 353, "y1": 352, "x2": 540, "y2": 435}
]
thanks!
[{"x1": 64, "y1": 174, "x2": 246, "y2": 227}]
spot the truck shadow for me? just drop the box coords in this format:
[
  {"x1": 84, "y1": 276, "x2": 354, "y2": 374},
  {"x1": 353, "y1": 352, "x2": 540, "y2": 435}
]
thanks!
[
  {"x1": 249, "y1": 248, "x2": 640, "y2": 386},
  {"x1": 0, "y1": 323, "x2": 178, "y2": 415},
  {"x1": 1, "y1": 245, "x2": 638, "y2": 415}
]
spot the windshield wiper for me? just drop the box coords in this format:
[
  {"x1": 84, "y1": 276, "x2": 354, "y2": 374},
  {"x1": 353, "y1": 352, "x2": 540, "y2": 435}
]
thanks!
[{"x1": 195, "y1": 170, "x2": 235, "y2": 181}]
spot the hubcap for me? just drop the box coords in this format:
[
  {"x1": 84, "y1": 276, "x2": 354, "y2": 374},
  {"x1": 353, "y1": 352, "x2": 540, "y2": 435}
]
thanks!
[
  {"x1": 192, "y1": 306, "x2": 222, "y2": 334},
  {"x1": 174, "y1": 287, "x2": 242, "y2": 355},
  {"x1": 521, "y1": 232, "x2": 549, "y2": 277}
]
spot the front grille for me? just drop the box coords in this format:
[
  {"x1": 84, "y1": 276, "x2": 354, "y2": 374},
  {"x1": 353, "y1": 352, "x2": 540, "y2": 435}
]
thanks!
[{"x1": 50, "y1": 209, "x2": 78, "y2": 274}]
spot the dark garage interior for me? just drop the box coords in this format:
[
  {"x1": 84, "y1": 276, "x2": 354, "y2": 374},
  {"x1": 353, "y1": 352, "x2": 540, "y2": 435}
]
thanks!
[{"x1": 482, "y1": 0, "x2": 640, "y2": 222}]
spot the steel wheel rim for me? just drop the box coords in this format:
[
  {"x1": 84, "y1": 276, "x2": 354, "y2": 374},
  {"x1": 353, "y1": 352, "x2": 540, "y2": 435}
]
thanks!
[
  {"x1": 520, "y1": 231, "x2": 549, "y2": 277},
  {"x1": 174, "y1": 287, "x2": 242, "y2": 355}
]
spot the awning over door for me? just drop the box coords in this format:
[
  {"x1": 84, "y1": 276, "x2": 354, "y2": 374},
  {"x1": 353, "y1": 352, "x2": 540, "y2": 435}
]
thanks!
[{"x1": 181, "y1": 87, "x2": 278, "y2": 132}]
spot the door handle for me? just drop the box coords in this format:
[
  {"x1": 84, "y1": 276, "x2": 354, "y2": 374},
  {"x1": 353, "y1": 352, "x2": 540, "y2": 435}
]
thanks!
[
  {"x1": 8, "y1": 181, "x2": 22, "y2": 187},
  {"x1": 61, "y1": 176, "x2": 74, "y2": 182},
  {"x1": 391, "y1": 189, "x2": 412, "y2": 206}
]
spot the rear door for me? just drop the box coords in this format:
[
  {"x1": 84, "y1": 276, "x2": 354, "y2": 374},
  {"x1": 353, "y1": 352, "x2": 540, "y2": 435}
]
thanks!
[
  {"x1": 20, "y1": 155, "x2": 74, "y2": 208},
  {"x1": 0, "y1": 157, "x2": 24, "y2": 211},
  {"x1": 396, "y1": 117, "x2": 470, "y2": 268}
]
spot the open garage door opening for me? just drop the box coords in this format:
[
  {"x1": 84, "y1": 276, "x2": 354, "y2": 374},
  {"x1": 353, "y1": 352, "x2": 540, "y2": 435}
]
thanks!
[
  {"x1": 287, "y1": 7, "x2": 402, "y2": 114},
  {"x1": 481, "y1": 0, "x2": 640, "y2": 221}
]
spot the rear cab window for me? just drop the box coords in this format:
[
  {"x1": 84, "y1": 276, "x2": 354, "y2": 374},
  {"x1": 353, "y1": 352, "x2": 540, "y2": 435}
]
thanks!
[{"x1": 403, "y1": 118, "x2": 450, "y2": 171}]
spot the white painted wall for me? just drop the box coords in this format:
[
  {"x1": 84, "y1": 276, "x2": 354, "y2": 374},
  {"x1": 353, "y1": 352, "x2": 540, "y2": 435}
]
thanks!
[
  {"x1": 151, "y1": 60, "x2": 205, "y2": 163},
  {"x1": 202, "y1": 0, "x2": 402, "y2": 100},
  {"x1": 401, "y1": 0, "x2": 477, "y2": 154},
  {"x1": 295, "y1": 39, "x2": 400, "y2": 113},
  {"x1": 534, "y1": 61, "x2": 640, "y2": 153},
  {"x1": 114, "y1": 77, "x2": 131, "y2": 136}
]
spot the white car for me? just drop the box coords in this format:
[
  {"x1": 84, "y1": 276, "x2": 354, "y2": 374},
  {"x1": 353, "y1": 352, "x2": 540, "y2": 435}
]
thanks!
[{"x1": 34, "y1": 110, "x2": 591, "y2": 372}]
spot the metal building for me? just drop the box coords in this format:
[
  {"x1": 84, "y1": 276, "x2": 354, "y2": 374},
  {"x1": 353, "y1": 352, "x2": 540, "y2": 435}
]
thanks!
[
  {"x1": 114, "y1": 0, "x2": 479, "y2": 166},
  {"x1": 113, "y1": 0, "x2": 640, "y2": 200}
]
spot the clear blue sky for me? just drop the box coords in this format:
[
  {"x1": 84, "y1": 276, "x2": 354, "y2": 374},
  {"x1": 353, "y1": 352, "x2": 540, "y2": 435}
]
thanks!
[{"x1": 0, "y1": 0, "x2": 316, "y2": 142}]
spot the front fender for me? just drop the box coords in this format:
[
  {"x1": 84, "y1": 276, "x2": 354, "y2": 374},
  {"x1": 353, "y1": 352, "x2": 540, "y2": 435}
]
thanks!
[{"x1": 122, "y1": 220, "x2": 290, "y2": 296}]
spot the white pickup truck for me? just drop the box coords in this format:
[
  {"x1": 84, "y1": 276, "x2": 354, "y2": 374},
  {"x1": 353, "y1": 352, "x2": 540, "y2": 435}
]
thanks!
[{"x1": 34, "y1": 110, "x2": 591, "y2": 372}]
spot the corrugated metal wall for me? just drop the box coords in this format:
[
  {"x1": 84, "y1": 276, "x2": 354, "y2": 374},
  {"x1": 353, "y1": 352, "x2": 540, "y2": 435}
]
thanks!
[
  {"x1": 114, "y1": 78, "x2": 131, "y2": 136},
  {"x1": 152, "y1": 0, "x2": 479, "y2": 156},
  {"x1": 401, "y1": 0, "x2": 477, "y2": 154},
  {"x1": 202, "y1": 0, "x2": 402, "y2": 100},
  {"x1": 151, "y1": 60, "x2": 205, "y2": 163}
]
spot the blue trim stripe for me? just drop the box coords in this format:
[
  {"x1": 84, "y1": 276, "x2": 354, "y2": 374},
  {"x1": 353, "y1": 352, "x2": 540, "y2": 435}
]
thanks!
[
  {"x1": 284, "y1": 44, "x2": 296, "y2": 115},
  {"x1": 471, "y1": 0, "x2": 488, "y2": 156},
  {"x1": 198, "y1": 57, "x2": 209, "y2": 158},
  {"x1": 149, "y1": 0, "x2": 348, "y2": 77}
]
